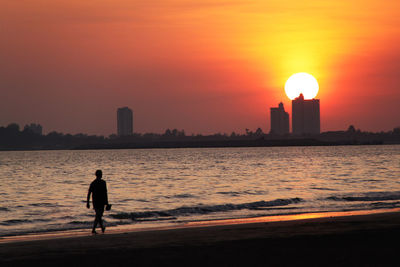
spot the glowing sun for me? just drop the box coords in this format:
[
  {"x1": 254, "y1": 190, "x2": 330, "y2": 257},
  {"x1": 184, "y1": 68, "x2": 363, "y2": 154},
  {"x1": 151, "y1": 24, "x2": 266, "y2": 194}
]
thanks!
[{"x1": 284, "y1": 72, "x2": 319, "y2": 100}]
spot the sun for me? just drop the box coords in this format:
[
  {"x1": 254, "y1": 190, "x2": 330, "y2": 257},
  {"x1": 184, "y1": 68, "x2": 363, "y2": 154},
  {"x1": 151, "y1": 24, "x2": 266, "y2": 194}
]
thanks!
[{"x1": 284, "y1": 73, "x2": 319, "y2": 100}]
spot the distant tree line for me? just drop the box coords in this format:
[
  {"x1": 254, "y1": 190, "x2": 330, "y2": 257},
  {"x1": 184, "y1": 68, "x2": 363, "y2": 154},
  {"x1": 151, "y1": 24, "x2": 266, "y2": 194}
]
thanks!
[
  {"x1": 317, "y1": 125, "x2": 400, "y2": 145},
  {"x1": 0, "y1": 123, "x2": 106, "y2": 150},
  {"x1": 0, "y1": 123, "x2": 399, "y2": 150}
]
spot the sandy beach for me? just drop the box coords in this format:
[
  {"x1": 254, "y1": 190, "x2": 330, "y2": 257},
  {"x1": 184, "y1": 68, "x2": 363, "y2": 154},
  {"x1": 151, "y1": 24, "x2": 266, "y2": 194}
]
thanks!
[{"x1": 1, "y1": 210, "x2": 400, "y2": 266}]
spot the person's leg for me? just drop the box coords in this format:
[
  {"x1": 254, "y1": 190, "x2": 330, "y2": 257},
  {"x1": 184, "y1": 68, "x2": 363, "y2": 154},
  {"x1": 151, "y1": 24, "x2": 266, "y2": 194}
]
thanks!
[
  {"x1": 95, "y1": 207, "x2": 105, "y2": 233},
  {"x1": 98, "y1": 208, "x2": 105, "y2": 233},
  {"x1": 99, "y1": 216, "x2": 105, "y2": 233},
  {"x1": 92, "y1": 207, "x2": 102, "y2": 234},
  {"x1": 92, "y1": 214, "x2": 98, "y2": 234}
]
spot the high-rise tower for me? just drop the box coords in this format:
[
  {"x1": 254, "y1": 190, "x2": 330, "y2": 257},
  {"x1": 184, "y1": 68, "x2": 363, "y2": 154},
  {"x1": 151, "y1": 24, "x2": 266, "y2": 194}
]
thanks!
[
  {"x1": 292, "y1": 94, "x2": 320, "y2": 135},
  {"x1": 270, "y1": 102, "x2": 289, "y2": 135},
  {"x1": 117, "y1": 107, "x2": 133, "y2": 136}
]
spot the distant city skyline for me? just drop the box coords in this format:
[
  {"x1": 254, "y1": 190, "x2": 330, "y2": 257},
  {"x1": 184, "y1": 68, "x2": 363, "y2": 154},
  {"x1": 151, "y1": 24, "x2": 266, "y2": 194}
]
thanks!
[{"x1": 1, "y1": 1, "x2": 399, "y2": 135}]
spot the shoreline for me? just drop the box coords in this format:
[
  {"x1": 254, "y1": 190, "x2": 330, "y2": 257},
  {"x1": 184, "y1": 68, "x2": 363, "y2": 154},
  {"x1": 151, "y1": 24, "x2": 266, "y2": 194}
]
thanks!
[
  {"x1": 1, "y1": 208, "x2": 399, "y2": 244},
  {"x1": 2, "y1": 208, "x2": 400, "y2": 266}
]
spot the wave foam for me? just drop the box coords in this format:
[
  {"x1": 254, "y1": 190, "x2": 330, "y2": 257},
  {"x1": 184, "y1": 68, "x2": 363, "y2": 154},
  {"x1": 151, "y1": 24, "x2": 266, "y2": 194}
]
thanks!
[
  {"x1": 111, "y1": 198, "x2": 303, "y2": 221},
  {"x1": 327, "y1": 191, "x2": 400, "y2": 202}
]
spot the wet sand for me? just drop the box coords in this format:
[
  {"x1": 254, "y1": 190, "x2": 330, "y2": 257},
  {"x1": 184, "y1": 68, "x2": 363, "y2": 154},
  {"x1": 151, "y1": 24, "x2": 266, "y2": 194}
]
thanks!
[{"x1": 1, "y1": 210, "x2": 400, "y2": 266}]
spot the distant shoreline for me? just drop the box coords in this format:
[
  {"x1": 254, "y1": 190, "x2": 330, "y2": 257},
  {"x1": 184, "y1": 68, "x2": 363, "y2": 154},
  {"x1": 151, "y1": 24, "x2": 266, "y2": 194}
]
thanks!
[
  {"x1": 1, "y1": 138, "x2": 398, "y2": 151},
  {"x1": 73, "y1": 138, "x2": 388, "y2": 150},
  {"x1": 2, "y1": 124, "x2": 400, "y2": 151}
]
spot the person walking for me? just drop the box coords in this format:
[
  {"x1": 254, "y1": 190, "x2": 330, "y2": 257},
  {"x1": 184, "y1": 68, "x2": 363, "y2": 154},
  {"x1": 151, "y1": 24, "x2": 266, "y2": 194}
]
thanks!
[{"x1": 87, "y1": 170, "x2": 109, "y2": 234}]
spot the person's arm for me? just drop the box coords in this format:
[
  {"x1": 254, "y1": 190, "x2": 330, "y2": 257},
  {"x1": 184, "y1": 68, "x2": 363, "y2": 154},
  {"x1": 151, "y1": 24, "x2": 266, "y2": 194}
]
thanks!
[
  {"x1": 87, "y1": 187, "x2": 92, "y2": 209},
  {"x1": 105, "y1": 182, "x2": 109, "y2": 205}
]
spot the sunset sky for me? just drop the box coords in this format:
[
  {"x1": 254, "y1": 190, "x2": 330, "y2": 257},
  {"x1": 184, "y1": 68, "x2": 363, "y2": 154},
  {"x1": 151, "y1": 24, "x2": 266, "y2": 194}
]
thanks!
[{"x1": 1, "y1": 0, "x2": 399, "y2": 135}]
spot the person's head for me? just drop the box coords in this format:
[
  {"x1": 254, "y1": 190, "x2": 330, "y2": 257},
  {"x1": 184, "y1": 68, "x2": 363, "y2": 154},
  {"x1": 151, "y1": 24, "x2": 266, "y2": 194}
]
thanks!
[{"x1": 95, "y1": 170, "x2": 102, "y2": 179}]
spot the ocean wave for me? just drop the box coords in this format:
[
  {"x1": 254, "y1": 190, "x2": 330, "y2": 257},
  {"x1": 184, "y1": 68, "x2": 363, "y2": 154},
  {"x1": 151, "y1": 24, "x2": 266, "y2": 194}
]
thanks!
[
  {"x1": 217, "y1": 190, "x2": 267, "y2": 197},
  {"x1": 327, "y1": 192, "x2": 400, "y2": 202},
  {"x1": 173, "y1": 194, "x2": 195, "y2": 199},
  {"x1": 310, "y1": 187, "x2": 336, "y2": 191},
  {"x1": 0, "y1": 207, "x2": 9, "y2": 212},
  {"x1": 370, "y1": 201, "x2": 400, "y2": 208},
  {"x1": 0, "y1": 219, "x2": 33, "y2": 226},
  {"x1": 217, "y1": 191, "x2": 241, "y2": 197},
  {"x1": 29, "y1": 203, "x2": 59, "y2": 208},
  {"x1": 68, "y1": 221, "x2": 93, "y2": 225},
  {"x1": 110, "y1": 198, "x2": 303, "y2": 221},
  {"x1": 0, "y1": 218, "x2": 52, "y2": 226}
]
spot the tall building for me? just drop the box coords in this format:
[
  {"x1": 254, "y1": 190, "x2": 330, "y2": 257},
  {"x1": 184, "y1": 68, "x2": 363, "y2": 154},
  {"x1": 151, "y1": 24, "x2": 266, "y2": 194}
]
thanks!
[
  {"x1": 270, "y1": 102, "x2": 289, "y2": 135},
  {"x1": 117, "y1": 107, "x2": 133, "y2": 136},
  {"x1": 292, "y1": 94, "x2": 320, "y2": 135}
]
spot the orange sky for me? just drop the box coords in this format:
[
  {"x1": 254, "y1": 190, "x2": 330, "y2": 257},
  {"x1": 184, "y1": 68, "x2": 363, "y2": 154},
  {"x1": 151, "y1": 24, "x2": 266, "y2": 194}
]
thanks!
[{"x1": 1, "y1": 0, "x2": 399, "y2": 135}]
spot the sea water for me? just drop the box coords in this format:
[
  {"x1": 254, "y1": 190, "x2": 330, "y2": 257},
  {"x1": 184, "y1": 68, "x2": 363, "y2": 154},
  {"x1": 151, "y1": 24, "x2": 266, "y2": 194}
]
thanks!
[{"x1": 0, "y1": 145, "x2": 399, "y2": 237}]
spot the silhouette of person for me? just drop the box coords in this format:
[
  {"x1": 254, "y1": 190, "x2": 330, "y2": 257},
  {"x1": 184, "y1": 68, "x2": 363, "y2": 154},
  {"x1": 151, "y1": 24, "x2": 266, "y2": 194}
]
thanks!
[{"x1": 87, "y1": 170, "x2": 109, "y2": 234}]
